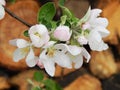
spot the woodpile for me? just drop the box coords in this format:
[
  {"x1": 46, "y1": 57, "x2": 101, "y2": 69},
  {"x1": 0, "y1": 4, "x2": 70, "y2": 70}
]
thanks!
[{"x1": 0, "y1": 0, "x2": 120, "y2": 90}]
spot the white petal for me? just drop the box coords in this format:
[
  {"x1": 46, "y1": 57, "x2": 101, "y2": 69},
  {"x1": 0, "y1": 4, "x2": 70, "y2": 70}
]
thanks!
[
  {"x1": 43, "y1": 41, "x2": 56, "y2": 48},
  {"x1": 9, "y1": 39, "x2": 17, "y2": 46},
  {"x1": 88, "y1": 39, "x2": 109, "y2": 51},
  {"x1": 0, "y1": 0, "x2": 6, "y2": 6},
  {"x1": 42, "y1": 59, "x2": 55, "y2": 77},
  {"x1": 93, "y1": 17, "x2": 108, "y2": 28},
  {"x1": 26, "y1": 48, "x2": 37, "y2": 67},
  {"x1": 42, "y1": 33, "x2": 50, "y2": 44},
  {"x1": 37, "y1": 24, "x2": 48, "y2": 35},
  {"x1": 88, "y1": 30, "x2": 102, "y2": 42},
  {"x1": 81, "y1": 47, "x2": 91, "y2": 63},
  {"x1": 16, "y1": 39, "x2": 29, "y2": 48},
  {"x1": 54, "y1": 52, "x2": 72, "y2": 68},
  {"x1": 89, "y1": 9, "x2": 102, "y2": 21},
  {"x1": 72, "y1": 55, "x2": 83, "y2": 69},
  {"x1": 54, "y1": 44, "x2": 68, "y2": 53},
  {"x1": 39, "y1": 50, "x2": 55, "y2": 76},
  {"x1": 30, "y1": 34, "x2": 44, "y2": 47},
  {"x1": 13, "y1": 48, "x2": 27, "y2": 62},
  {"x1": 0, "y1": 5, "x2": 5, "y2": 20},
  {"x1": 95, "y1": 26, "x2": 110, "y2": 37},
  {"x1": 68, "y1": 45, "x2": 82, "y2": 55}
]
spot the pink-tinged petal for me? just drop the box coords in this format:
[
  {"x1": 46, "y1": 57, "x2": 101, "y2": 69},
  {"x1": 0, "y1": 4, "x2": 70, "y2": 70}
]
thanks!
[
  {"x1": 26, "y1": 48, "x2": 37, "y2": 67},
  {"x1": 0, "y1": 0, "x2": 6, "y2": 6},
  {"x1": 72, "y1": 55, "x2": 83, "y2": 69},
  {"x1": 16, "y1": 39, "x2": 29, "y2": 48},
  {"x1": 0, "y1": 5, "x2": 5, "y2": 20},
  {"x1": 13, "y1": 48, "x2": 27, "y2": 62},
  {"x1": 95, "y1": 26, "x2": 110, "y2": 37},
  {"x1": 81, "y1": 47, "x2": 91, "y2": 63},
  {"x1": 42, "y1": 33, "x2": 50, "y2": 44},
  {"x1": 54, "y1": 52, "x2": 72, "y2": 69},
  {"x1": 53, "y1": 26, "x2": 71, "y2": 41},
  {"x1": 89, "y1": 9, "x2": 102, "y2": 21},
  {"x1": 37, "y1": 60, "x2": 44, "y2": 69}
]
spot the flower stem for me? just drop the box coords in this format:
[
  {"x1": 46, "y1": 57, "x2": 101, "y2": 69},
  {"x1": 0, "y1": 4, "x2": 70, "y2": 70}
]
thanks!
[{"x1": 3, "y1": 6, "x2": 32, "y2": 27}]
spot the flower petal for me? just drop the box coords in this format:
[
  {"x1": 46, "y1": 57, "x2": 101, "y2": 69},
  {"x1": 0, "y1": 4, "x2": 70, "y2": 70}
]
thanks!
[
  {"x1": 16, "y1": 39, "x2": 29, "y2": 48},
  {"x1": 0, "y1": 0, "x2": 6, "y2": 6},
  {"x1": 26, "y1": 48, "x2": 37, "y2": 67},
  {"x1": 68, "y1": 45, "x2": 82, "y2": 55},
  {"x1": 13, "y1": 48, "x2": 27, "y2": 62},
  {"x1": 54, "y1": 52, "x2": 72, "y2": 69},
  {"x1": 9, "y1": 39, "x2": 17, "y2": 46},
  {"x1": 88, "y1": 38, "x2": 109, "y2": 51},
  {"x1": 81, "y1": 47, "x2": 91, "y2": 63},
  {"x1": 72, "y1": 55, "x2": 83, "y2": 69},
  {"x1": 95, "y1": 26, "x2": 110, "y2": 37},
  {"x1": 39, "y1": 50, "x2": 55, "y2": 76},
  {"x1": 0, "y1": 5, "x2": 5, "y2": 20},
  {"x1": 43, "y1": 41, "x2": 56, "y2": 48}
]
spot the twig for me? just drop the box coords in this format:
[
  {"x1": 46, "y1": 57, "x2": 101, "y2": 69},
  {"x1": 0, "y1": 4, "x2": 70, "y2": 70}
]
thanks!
[{"x1": 3, "y1": 6, "x2": 32, "y2": 27}]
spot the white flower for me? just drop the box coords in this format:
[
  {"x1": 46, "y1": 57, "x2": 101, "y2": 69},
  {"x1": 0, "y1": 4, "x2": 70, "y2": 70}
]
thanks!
[
  {"x1": 9, "y1": 39, "x2": 38, "y2": 67},
  {"x1": 0, "y1": 0, "x2": 6, "y2": 20},
  {"x1": 80, "y1": 8, "x2": 110, "y2": 51},
  {"x1": 39, "y1": 42, "x2": 72, "y2": 76},
  {"x1": 64, "y1": 45, "x2": 91, "y2": 69},
  {"x1": 28, "y1": 24, "x2": 50, "y2": 48},
  {"x1": 53, "y1": 25, "x2": 71, "y2": 41}
]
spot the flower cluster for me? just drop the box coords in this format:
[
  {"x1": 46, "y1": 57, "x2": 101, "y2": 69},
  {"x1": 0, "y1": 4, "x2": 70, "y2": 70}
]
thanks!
[
  {"x1": 0, "y1": 0, "x2": 5, "y2": 20},
  {"x1": 9, "y1": 2, "x2": 110, "y2": 77}
]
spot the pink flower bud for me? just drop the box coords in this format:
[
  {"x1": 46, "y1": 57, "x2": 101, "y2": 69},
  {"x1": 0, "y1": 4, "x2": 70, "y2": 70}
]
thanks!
[
  {"x1": 53, "y1": 26, "x2": 71, "y2": 41},
  {"x1": 78, "y1": 36, "x2": 88, "y2": 45}
]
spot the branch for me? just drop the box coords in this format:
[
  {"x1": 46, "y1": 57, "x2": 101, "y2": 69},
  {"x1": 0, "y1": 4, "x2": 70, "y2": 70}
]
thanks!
[{"x1": 3, "y1": 6, "x2": 32, "y2": 27}]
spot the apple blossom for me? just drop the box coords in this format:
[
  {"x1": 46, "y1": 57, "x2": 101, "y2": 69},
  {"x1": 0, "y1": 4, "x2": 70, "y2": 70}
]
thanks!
[
  {"x1": 9, "y1": 39, "x2": 38, "y2": 67},
  {"x1": 53, "y1": 25, "x2": 71, "y2": 41},
  {"x1": 39, "y1": 42, "x2": 72, "y2": 76},
  {"x1": 29, "y1": 24, "x2": 50, "y2": 48},
  {"x1": 0, "y1": 0, "x2": 6, "y2": 20},
  {"x1": 77, "y1": 36, "x2": 88, "y2": 45},
  {"x1": 79, "y1": 8, "x2": 110, "y2": 51}
]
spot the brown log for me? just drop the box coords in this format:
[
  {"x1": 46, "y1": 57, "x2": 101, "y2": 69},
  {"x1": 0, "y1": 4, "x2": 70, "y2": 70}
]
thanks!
[
  {"x1": 0, "y1": 0, "x2": 40, "y2": 70},
  {"x1": 89, "y1": 49, "x2": 117, "y2": 78},
  {"x1": 0, "y1": 76, "x2": 10, "y2": 89},
  {"x1": 64, "y1": 74, "x2": 102, "y2": 90}
]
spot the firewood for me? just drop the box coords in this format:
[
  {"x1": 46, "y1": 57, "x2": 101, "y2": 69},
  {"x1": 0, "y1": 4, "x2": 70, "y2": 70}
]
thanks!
[
  {"x1": 0, "y1": 76, "x2": 10, "y2": 89},
  {"x1": 89, "y1": 49, "x2": 117, "y2": 78},
  {"x1": 64, "y1": 74, "x2": 102, "y2": 90},
  {"x1": 0, "y1": 0, "x2": 40, "y2": 70}
]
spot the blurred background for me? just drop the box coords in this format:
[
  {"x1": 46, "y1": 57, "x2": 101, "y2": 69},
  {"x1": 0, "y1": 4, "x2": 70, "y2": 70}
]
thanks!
[{"x1": 0, "y1": 0, "x2": 120, "y2": 90}]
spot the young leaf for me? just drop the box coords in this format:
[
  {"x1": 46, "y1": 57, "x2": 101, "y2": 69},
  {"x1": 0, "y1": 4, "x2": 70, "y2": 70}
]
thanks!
[
  {"x1": 33, "y1": 71, "x2": 44, "y2": 82},
  {"x1": 37, "y1": 2, "x2": 56, "y2": 23},
  {"x1": 23, "y1": 30, "x2": 29, "y2": 37}
]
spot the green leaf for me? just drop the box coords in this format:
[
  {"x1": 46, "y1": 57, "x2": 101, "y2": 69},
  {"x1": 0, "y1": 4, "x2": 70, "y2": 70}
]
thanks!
[
  {"x1": 37, "y1": 2, "x2": 56, "y2": 23},
  {"x1": 33, "y1": 71, "x2": 44, "y2": 82},
  {"x1": 23, "y1": 30, "x2": 29, "y2": 37},
  {"x1": 59, "y1": 0, "x2": 66, "y2": 6},
  {"x1": 43, "y1": 79, "x2": 63, "y2": 90},
  {"x1": 60, "y1": 15, "x2": 67, "y2": 25},
  {"x1": 78, "y1": 6, "x2": 91, "y2": 25},
  {"x1": 31, "y1": 87, "x2": 42, "y2": 90}
]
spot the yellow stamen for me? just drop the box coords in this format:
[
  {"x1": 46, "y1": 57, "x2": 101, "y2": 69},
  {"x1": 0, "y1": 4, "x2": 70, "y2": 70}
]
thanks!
[{"x1": 34, "y1": 32, "x2": 41, "y2": 37}]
